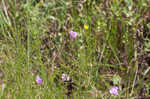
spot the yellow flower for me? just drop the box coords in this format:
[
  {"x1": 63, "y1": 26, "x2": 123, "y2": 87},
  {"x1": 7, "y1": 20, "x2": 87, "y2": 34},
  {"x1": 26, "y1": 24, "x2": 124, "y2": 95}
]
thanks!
[{"x1": 84, "y1": 25, "x2": 89, "y2": 30}]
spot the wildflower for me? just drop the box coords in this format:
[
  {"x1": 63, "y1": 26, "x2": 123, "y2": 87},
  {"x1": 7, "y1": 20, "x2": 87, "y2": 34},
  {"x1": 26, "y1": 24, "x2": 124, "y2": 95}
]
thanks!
[
  {"x1": 62, "y1": 73, "x2": 70, "y2": 81},
  {"x1": 84, "y1": 24, "x2": 89, "y2": 30},
  {"x1": 36, "y1": 76, "x2": 43, "y2": 84},
  {"x1": 69, "y1": 31, "x2": 77, "y2": 38},
  {"x1": 109, "y1": 86, "x2": 119, "y2": 95}
]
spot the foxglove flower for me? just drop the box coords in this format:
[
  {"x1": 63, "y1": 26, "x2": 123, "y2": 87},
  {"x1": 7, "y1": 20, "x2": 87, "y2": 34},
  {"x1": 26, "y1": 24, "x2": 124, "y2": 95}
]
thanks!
[
  {"x1": 109, "y1": 86, "x2": 119, "y2": 95},
  {"x1": 36, "y1": 76, "x2": 43, "y2": 84},
  {"x1": 69, "y1": 31, "x2": 77, "y2": 38}
]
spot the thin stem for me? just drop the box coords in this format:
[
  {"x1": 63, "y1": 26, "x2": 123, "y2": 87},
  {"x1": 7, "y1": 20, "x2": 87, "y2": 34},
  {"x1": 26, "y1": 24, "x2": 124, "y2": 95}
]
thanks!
[{"x1": 130, "y1": 40, "x2": 138, "y2": 96}]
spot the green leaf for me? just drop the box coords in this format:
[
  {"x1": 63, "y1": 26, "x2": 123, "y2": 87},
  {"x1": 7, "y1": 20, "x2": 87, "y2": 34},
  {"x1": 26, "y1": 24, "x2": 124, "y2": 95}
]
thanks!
[{"x1": 113, "y1": 74, "x2": 121, "y2": 85}]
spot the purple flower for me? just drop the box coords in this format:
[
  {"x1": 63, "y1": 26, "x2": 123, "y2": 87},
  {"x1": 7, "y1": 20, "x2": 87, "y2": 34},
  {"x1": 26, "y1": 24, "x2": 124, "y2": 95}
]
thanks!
[
  {"x1": 36, "y1": 76, "x2": 43, "y2": 84},
  {"x1": 109, "y1": 86, "x2": 119, "y2": 95},
  {"x1": 62, "y1": 73, "x2": 70, "y2": 81},
  {"x1": 69, "y1": 31, "x2": 77, "y2": 38}
]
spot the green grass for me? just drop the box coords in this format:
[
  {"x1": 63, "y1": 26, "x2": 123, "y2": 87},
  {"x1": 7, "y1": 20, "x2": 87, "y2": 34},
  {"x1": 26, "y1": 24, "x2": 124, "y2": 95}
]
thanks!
[{"x1": 0, "y1": 0, "x2": 150, "y2": 98}]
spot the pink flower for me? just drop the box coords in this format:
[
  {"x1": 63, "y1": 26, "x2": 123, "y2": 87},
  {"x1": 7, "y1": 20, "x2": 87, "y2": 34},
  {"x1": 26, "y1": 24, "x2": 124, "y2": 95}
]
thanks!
[
  {"x1": 109, "y1": 86, "x2": 119, "y2": 95},
  {"x1": 69, "y1": 31, "x2": 77, "y2": 38},
  {"x1": 62, "y1": 73, "x2": 70, "y2": 81},
  {"x1": 36, "y1": 76, "x2": 43, "y2": 84}
]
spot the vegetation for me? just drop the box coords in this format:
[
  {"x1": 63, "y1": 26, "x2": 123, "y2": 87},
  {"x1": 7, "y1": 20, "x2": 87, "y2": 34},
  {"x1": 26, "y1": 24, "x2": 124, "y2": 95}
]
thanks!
[{"x1": 0, "y1": 0, "x2": 150, "y2": 98}]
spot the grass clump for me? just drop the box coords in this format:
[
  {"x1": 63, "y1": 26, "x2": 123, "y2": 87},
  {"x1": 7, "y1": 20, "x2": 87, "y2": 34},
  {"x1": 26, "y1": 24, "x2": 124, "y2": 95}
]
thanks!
[{"x1": 0, "y1": 0, "x2": 150, "y2": 98}]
